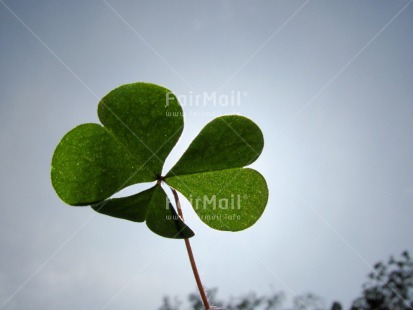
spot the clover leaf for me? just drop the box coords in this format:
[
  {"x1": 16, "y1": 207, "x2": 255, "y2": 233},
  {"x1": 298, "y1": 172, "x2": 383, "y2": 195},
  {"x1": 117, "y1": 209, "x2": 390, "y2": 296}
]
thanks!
[{"x1": 51, "y1": 82, "x2": 268, "y2": 239}]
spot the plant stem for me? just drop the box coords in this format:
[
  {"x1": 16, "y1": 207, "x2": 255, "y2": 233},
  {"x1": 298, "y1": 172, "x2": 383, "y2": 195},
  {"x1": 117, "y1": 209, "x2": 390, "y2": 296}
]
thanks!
[{"x1": 171, "y1": 188, "x2": 210, "y2": 310}]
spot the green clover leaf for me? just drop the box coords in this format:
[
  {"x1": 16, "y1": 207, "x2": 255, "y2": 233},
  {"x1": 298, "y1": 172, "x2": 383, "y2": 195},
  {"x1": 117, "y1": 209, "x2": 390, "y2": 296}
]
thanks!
[{"x1": 51, "y1": 82, "x2": 268, "y2": 239}]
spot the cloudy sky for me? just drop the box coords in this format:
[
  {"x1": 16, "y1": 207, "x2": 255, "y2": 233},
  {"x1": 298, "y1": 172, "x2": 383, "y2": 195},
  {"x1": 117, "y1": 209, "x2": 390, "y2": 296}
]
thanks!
[{"x1": 1, "y1": 1, "x2": 413, "y2": 309}]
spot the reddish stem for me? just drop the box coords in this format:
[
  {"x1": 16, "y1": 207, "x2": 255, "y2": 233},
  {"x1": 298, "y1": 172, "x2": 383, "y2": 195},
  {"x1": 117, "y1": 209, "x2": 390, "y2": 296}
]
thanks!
[{"x1": 171, "y1": 188, "x2": 210, "y2": 310}]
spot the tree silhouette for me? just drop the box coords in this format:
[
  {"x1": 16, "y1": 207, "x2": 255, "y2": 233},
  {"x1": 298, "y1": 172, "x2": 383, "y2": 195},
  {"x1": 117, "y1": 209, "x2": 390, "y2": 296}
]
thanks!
[
  {"x1": 293, "y1": 293, "x2": 325, "y2": 310},
  {"x1": 159, "y1": 289, "x2": 285, "y2": 310},
  {"x1": 159, "y1": 251, "x2": 413, "y2": 310},
  {"x1": 351, "y1": 251, "x2": 413, "y2": 310},
  {"x1": 330, "y1": 301, "x2": 342, "y2": 310}
]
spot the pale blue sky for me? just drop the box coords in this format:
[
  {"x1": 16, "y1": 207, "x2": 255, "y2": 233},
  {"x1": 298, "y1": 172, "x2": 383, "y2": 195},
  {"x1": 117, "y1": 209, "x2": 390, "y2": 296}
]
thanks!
[{"x1": 1, "y1": 1, "x2": 413, "y2": 309}]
